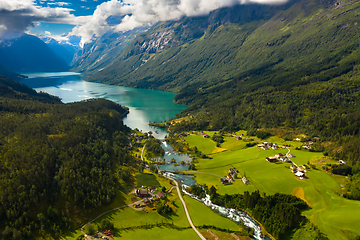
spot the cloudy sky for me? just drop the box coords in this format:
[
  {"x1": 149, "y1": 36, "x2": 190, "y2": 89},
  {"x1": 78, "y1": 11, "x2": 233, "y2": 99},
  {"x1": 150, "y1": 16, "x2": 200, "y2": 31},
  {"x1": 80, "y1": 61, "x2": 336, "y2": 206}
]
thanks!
[{"x1": 0, "y1": 0, "x2": 288, "y2": 46}]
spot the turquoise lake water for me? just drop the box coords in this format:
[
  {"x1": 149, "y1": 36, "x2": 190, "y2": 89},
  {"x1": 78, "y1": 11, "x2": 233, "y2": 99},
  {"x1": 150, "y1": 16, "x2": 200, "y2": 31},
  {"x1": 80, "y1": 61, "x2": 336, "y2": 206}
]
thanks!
[{"x1": 21, "y1": 72, "x2": 188, "y2": 139}]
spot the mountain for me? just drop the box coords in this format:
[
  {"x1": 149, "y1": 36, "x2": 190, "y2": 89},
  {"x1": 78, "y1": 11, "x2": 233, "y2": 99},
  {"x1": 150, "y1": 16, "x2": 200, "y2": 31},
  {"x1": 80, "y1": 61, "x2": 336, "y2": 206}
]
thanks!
[
  {"x1": 79, "y1": 0, "x2": 360, "y2": 164},
  {"x1": 0, "y1": 34, "x2": 70, "y2": 73},
  {"x1": 71, "y1": 27, "x2": 148, "y2": 74},
  {"x1": 41, "y1": 37, "x2": 80, "y2": 65},
  {"x1": 83, "y1": 0, "x2": 359, "y2": 93},
  {"x1": 0, "y1": 64, "x2": 27, "y2": 80},
  {"x1": 84, "y1": 2, "x2": 293, "y2": 90}
]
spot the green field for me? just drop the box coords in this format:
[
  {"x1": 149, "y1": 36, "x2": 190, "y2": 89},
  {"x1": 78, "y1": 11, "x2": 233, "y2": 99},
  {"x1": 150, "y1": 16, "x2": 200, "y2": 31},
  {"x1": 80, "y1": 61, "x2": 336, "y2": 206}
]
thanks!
[
  {"x1": 62, "y1": 181, "x2": 248, "y2": 240},
  {"x1": 186, "y1": 134, "x2": 216, "y2": 154},
  {"x1": 113, "y1": 227, "x2": 198, "y2": 240},
  {"x1": 185, "y1": 132, "x2": 360, "y2": 240},
  {"x1": 136, "y1": 173, "x2": 161, "y2": 188},
  {"x1": 183, "y1": 195, "x2": 242, "y2": 231}
]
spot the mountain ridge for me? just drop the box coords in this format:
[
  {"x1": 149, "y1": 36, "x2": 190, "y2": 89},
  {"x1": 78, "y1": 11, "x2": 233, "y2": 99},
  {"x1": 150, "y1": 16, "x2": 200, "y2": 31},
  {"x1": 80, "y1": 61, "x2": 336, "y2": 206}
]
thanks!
[
  {"x1": 0, "y1": 34, "x2": 70, "y2": 73},
  {"x1": 83, "y1": 0, "x2": 350, "y2": 93}
]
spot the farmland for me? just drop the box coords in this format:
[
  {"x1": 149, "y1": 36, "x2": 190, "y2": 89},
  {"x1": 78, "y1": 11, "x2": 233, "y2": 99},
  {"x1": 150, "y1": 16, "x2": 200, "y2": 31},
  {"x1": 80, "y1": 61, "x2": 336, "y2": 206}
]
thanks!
[
  {"x1": 62, "y1": 170, "x2": 251, "y2": 240},
  {"x1": 184, "y1": 131, "x2": 360, "y2": 239}
]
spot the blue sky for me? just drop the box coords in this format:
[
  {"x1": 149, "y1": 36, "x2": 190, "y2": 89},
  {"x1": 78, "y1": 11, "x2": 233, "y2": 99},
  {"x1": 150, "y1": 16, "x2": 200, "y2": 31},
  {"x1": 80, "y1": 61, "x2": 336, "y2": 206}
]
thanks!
[{"x1": 30, "y1": 0, "x2": 109, "y2": 37}]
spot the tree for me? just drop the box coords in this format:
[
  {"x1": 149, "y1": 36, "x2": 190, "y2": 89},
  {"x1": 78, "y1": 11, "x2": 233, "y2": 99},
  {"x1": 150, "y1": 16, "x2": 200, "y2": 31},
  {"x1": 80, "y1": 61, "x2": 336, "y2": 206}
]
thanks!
[
  {"x1": 99, "y1": 219, "x2": 114, "y2": 230},
  {"x1": 209, "y1": 186, "x2": 217, "y2": 198},
  {"x1": 84, "y1": 223, "x2": 96, "y2": 235}
]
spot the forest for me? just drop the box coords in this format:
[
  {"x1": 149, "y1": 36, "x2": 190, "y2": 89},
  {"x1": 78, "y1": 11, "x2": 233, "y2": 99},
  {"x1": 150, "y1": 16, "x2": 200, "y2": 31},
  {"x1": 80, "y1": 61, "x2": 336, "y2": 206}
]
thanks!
[
  {"x1": 207, "y1": 187, "x2": 308, "y2": 240},
  {"x1": 0, "y1": 76, "x2": 135, "y2": 239}
]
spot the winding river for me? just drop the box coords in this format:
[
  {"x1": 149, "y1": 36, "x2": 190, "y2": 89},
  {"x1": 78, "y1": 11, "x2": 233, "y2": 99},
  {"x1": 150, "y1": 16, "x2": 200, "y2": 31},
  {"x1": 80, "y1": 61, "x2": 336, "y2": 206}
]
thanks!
[{"x1": 22, "y1": 72, "x2": 266, "y2": 240}]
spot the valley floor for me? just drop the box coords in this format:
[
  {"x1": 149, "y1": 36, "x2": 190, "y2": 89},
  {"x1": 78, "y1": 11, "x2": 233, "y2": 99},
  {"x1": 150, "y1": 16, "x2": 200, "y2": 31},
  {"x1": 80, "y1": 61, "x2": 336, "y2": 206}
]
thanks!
[
  {"x1": 183, "y1": 131, "x2": 360, "y2": 240},
  {"x1": 62, "y1": 170, "x2": 249, "y2": 240}
]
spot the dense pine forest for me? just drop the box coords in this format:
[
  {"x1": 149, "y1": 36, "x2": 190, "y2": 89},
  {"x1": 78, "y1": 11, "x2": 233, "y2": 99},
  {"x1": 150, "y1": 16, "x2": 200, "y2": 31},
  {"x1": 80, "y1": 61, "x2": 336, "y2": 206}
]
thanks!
[{"x1": 0, "y1": 76, "x2": 135, "y2": 239}]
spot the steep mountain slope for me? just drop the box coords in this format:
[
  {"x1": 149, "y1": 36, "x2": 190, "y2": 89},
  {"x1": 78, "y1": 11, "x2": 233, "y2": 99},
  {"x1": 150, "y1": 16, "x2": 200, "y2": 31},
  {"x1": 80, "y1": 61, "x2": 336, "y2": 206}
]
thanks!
[
  {"x1": 85, "y1": 0, "x2": 356, "y2": 93},
  {"x1": 84, "y1": 0, "x2": 360, "y2": 164},
  {"x1": 0, "y1": 34, "x2": 69, "y2": 73},
  {"x1": 0, "y1": 64, "x2": 27, "y2": 81},
  {"x1": 41, "y1": 37, "x2": 80, "y2": 65},
  {"x1": 71, "y1": 27, "x2": 148, "y2": 74},
  {"x1": 84, "y1": 2, "x2": 293, "y2": 89},
  {"x1": 167, "y1": 0, "x2": 360, "y2": 166}
]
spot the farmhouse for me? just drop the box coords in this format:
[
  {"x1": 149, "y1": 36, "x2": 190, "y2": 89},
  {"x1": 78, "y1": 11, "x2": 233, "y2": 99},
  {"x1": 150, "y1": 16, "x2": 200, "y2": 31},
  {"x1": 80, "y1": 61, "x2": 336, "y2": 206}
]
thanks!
[
  {"x1": 235, "y1": 136, "x2": 242, "y2": 140},
  {"x1": 257, "y1": 144, "x2": 266, "y2": 149},
  {"x1": 135, "y1": 189, "x2": 149, "y2": 197},
  {"x1": 157, "y1": 191, "x2": 165, "y2": 199},
  {"x1": 272, "y1": 144, "x2": 279, "y2": 150},
  {"x1": 258, "y1": 142, "x2": 274, "y2": 150},
  {"x1": 295, "y1": 171, "x2": 305, "y2": 178},
  {"x1": 242, "y1": 176, "x2": 249, "y2": 184},
  {"x1": 266, "y1": 156, "x2": 277, "y2": 162},
  {"x1": 220, "y1": 177, "x2": 229, "y2": 184},
  {"x1": 149, "y1": 186, "x2": 157, "y2": 192},
  {"x1": 229, "y1": 168, "x2": 238, "y2": 179},
  {"x1": 275, "y1": 153, "x2": 284, "y2": 158},
  {"x1": 286, "y1": 153, "x2": 295, "y2": 158},
  {"x1": 203, "y1": 134, "x2": 210, "y2": 138},
  {"x1": 143, "y1": 198, "x2": 151, "y2": 204}
]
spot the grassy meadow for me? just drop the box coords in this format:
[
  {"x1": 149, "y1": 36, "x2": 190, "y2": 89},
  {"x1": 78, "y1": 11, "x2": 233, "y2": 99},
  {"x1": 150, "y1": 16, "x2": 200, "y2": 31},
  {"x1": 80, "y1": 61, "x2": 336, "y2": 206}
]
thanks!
[
  {"x1": 183, "y1": 195, "x2": 242, "y2": 231},
  {"x1": 184, "y1": 131, "x2": 360, "y2": 239},
  {"x1": 62, "y1": 170, "x2": 251, "y2": 240}
]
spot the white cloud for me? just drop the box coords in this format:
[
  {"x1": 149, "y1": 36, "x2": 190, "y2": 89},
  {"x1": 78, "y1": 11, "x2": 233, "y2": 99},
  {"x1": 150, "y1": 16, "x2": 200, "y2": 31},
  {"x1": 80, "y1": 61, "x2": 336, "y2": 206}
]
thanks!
[
  {"x1": 44, "y1": 30, "x2": 51, "y2": 35},
  {"x1": 0, "y1": 0, "x2": 87, "y2": 36},
  {"x1": 48, "y1": 2, "x2": 71, "y2": 7},
  {"x1": 0, "y1": 0, "x2": 288, "y2": 46},
  {"x1": 70, "y1": 0, "x2": 288, "y2": 46}
]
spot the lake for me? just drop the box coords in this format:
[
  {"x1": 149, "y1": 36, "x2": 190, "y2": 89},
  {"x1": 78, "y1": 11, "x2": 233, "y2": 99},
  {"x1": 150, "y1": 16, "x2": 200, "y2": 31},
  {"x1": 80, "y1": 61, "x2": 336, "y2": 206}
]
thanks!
[{"x1": 21, "y1": 72, "x2": 188, "y2": 139}]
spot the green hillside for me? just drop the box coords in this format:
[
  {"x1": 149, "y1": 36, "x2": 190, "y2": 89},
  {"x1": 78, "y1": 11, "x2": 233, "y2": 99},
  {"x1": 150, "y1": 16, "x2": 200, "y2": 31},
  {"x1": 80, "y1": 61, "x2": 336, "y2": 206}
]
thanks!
[
  {"x1": 85, "y1": 0, "x2": 360, "y2": 94},
  {"x1": 0, "y1": 76, "x2": 134, "y2": 239},
  {"x1": 85, "y1": 0, "x2": 360, "y2": 165},
  {"x1": 86, "y1": 2, "x2": 292, "y2": 90}
]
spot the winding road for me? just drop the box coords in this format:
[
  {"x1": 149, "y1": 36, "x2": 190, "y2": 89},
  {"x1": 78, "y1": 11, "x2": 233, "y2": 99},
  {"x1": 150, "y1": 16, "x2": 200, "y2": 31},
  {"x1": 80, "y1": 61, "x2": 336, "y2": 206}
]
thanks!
[
  {"x1": 165, "y1": 175, "x2": 206, "y2": 240},
  {"x1": 142, "y1": 140, "x2": 205, "y2": 239},
  {"x1": 81, "y1": 140, "x2": 205, "y2": 240}
]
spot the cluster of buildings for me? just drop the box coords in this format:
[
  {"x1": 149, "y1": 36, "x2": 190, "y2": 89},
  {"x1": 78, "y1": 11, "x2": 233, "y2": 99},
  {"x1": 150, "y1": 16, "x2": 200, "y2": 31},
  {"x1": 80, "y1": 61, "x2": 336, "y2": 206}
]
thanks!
[
  {"x1": 135, "y1": 187, "x2": 166, "y2": 206},
  {"x1": 266, "y1": 153, "x2": 292, "y2": 163},
  {"x1": 220, "y1": 168, "x2": 239, "y2": 184},
  {"x1": 290, "y1": 164, "x2": 307, "y2": 179},
  {"x1": 201, "y1": 132, "x2": 247, "y2": 141},
  {"x1": 265, "y1": 152, "x2": 307, "y2": 179},
  {"x1": 226, "y1": 133, "x2": 245, "y2": 140},
  {"x1": 257, "y1": 142, "x2": 279, "y2": 150},
  {"x1": 295, "y1": 137, "x2": 321, "y2": 150}
]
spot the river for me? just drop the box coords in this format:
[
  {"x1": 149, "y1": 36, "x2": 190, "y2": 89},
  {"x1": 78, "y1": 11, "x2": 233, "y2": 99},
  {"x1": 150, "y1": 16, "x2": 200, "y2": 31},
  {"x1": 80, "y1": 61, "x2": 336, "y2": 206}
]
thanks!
[
  {"x1": 20, "y1": 72, "x2": 187, "y2": 139},
  {"x1": 21, "y1": 72, "x2": 265, "y2": 239}
]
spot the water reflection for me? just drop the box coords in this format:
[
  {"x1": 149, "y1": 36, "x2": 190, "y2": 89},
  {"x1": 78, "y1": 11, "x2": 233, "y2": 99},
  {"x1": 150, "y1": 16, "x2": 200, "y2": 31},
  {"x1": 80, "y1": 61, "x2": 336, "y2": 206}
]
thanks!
[{"x1": 20, "y1": 72, "x2": 187, "y2": 139}]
